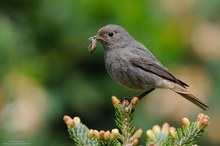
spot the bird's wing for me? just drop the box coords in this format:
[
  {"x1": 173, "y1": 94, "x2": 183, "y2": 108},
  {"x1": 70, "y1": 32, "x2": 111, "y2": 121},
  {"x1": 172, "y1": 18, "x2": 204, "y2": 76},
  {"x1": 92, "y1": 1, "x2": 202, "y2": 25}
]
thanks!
[{"x1": 130, "y1": 57, "x2": 188, "y2": 88}]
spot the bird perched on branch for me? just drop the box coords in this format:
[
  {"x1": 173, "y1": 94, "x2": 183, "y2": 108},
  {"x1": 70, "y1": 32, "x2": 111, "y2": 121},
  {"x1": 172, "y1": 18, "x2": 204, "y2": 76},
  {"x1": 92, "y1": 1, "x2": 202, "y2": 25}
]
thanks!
[{"x1": 88, "y1": 24, "x2": 208, "y2": 110}]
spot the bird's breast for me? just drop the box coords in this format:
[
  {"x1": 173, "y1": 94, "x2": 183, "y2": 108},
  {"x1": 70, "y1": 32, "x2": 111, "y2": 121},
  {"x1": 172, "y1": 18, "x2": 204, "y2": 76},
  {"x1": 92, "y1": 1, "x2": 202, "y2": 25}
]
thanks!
[{"x1": 104, "y1": 50, "x2": 127, "y2": 78}]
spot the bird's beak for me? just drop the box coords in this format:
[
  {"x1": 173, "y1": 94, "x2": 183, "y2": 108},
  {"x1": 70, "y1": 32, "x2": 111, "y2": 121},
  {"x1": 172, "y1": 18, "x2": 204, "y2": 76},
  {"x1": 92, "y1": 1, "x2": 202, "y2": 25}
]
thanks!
[{"x1": 96, "y1": 35, "x2": 104, "y2": 41}]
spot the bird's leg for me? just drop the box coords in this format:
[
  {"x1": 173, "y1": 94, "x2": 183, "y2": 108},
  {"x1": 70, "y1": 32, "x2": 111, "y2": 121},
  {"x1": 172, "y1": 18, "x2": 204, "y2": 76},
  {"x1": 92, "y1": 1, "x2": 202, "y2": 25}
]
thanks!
[{"x1": 138, "y1": 88, "x2": 156, "y2": 100}]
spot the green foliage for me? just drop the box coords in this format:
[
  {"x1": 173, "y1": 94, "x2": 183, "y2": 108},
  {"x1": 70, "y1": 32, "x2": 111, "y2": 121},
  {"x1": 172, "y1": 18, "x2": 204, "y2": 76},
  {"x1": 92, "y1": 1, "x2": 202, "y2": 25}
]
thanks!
[
  {"x1": 64, "y1": 97, "x2": 210, "y2": 146},
  {"x1": 174, "y1": 122, "x2": 203, "y2": 145},
  {"x1": 114, "y1": 98, "x2": 136, "y2": 144},
  {"x1": 146, "y1": 122, "x2": 206, "y2": 146},
  {"x1": 98, "y1": 139, "x2": 121, "y2": 146},
  {"x1": 66, "y1": 117, "x2": 98, "y2": 146}
]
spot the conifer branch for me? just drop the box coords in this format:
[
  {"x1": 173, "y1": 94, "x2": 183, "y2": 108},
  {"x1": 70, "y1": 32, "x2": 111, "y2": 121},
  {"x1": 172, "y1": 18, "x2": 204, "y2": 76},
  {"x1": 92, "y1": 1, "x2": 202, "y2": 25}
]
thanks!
[{"x1": 63, "y1": 96, "x2": 210, "y2": 146}]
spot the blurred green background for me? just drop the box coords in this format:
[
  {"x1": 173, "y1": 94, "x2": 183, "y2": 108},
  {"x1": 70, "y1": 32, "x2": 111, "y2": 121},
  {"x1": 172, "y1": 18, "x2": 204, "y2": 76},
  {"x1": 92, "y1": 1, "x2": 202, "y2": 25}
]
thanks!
[{"x1": 0, "y1": 0, "x2": 220, "y2": 145}]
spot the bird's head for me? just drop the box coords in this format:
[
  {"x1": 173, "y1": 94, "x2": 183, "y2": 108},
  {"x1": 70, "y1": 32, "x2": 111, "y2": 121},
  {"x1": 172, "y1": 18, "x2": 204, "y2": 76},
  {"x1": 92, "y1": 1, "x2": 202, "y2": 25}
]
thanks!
[{"x1": 96, "y1": 24, "x2": 134, "y2": 48}]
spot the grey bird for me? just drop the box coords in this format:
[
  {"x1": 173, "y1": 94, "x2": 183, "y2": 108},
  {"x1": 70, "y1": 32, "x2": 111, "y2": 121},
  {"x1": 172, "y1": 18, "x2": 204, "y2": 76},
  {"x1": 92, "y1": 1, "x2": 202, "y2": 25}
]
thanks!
[{"x1": 89, "y1": 24, "x2": 208, "y2": 110}]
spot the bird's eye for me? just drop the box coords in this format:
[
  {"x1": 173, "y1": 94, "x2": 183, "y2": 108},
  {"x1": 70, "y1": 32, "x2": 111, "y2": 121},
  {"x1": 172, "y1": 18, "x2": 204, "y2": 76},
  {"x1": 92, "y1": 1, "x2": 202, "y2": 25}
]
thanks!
[{"x1": 108, "y1": 32, "x2": 114, "y2": 37}]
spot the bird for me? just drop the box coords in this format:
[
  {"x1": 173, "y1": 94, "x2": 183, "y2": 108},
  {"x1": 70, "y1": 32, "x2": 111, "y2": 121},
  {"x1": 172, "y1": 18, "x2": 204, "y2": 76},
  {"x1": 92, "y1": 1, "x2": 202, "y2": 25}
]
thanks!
[{"x1": 89, "y1": 24, "x2": 208, "y2": 110}]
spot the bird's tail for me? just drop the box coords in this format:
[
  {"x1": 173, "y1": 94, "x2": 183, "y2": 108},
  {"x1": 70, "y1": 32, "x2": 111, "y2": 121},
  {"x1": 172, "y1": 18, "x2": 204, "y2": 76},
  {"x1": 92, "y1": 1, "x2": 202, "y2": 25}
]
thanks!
[{"x1": 170, "y1": 85, "x2": 209, "y2": 110}]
